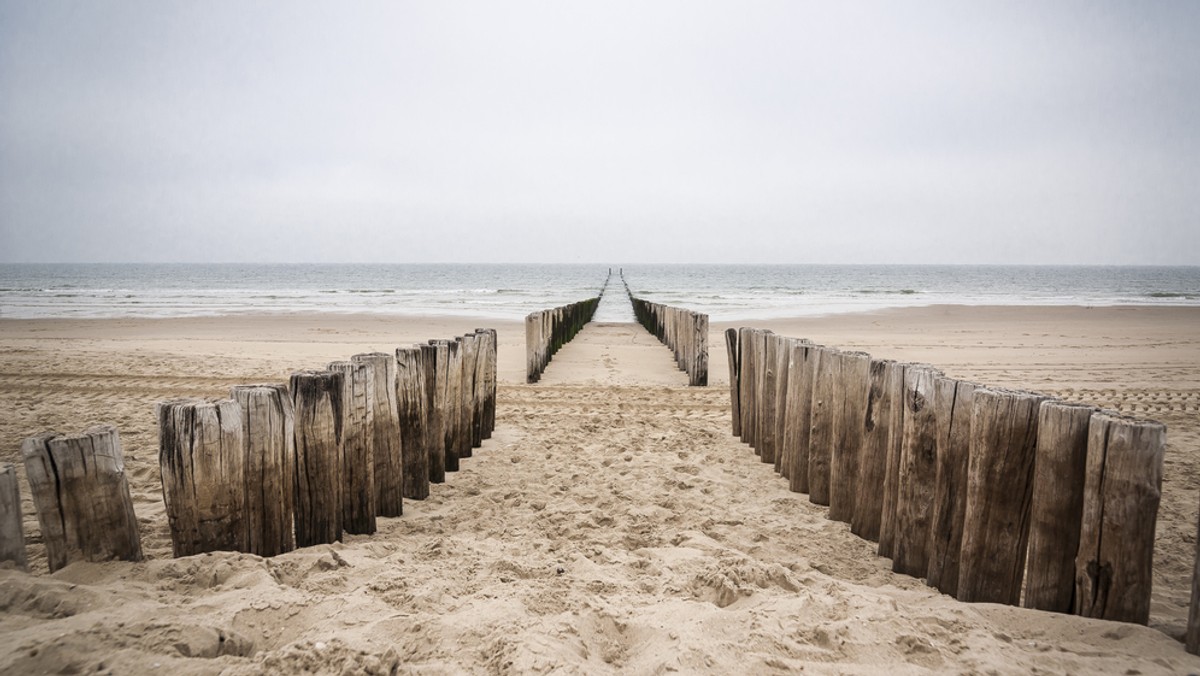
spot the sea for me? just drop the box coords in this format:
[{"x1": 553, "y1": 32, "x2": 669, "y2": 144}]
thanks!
[{"x1": 1, "y1": 263, "x2": 1198, "y2": 323}]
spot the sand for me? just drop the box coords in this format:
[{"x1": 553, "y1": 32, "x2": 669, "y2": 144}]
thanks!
[{"x1": 1, "y1": 306, "x2": 1198, "y2": 674}]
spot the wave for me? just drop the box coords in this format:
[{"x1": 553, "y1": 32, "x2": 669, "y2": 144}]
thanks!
[{"x1": 1145, "y1": 291, "x2": 1196, "y2": 299}]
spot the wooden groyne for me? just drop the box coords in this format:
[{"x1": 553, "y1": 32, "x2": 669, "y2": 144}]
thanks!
[
  {"x1": 6, "y1": 329, "x2": 497, "y2": 565},
  {"x1": 726, "y1": 328, "x2": 1170, "y2": 631},
  {"x1": 524, "y1": 274, "x2": 608, "y2": 383},
  {"x1": 622, "y1": 272, "x2": 708, "y2": 386}
]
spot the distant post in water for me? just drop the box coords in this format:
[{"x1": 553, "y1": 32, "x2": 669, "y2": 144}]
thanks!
[
  {"x1": 0, "y1": 464, "x2": 28, "y2": 571},
  {"x1": 230, "y1": 384, "x2": 296, "y2": 557},
  {"x1": 958, "y1": 388, "x2": 1046, "y2": 605},
  {"x1": 158, "y1": 399, "x2": 248, "y2": 557},
  {"x1": 352, "y1": 353, "x2": 404, "y2": 517},
  {"x1": 1023, "y1": 400, "x2": 1094, "y2": 612},
  {"x1": 328, "y1": 360, "x2": 377, "y2": 536},
  {"x1": 290, "y1": 370, "x2": 344, "y2": 547},
  {"x1": 396, "y1": 347, "x2": 430, "y2": 500},
  {"x1": 1074, "y1": 411, "x2": 1165, "y2": 625}
]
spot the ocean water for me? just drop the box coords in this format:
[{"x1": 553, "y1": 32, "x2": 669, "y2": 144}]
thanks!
[{"x1": 1, "y1": 263, "x2": 1198, "y2": 322}]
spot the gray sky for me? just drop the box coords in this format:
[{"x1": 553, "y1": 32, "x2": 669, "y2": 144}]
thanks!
[{"x1": 1, "y1": 1, "x2": 1197, "y2": 265}]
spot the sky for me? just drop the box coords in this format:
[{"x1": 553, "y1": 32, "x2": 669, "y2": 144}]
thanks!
[{"x1": 0, "y1": 1, "x2": 1197, "y2": 265}]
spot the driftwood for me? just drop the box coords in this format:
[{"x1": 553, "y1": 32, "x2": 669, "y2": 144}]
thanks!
[
  {"x1": 850, "y1": 358, "x2": 894, "y2": 541},
  {"x1": 230, "y1": 384, "x2": 296, "y2": 557},
  {"x1": 158, "y1": 399, "x2": 247, "y2": 557},
  {"x1": 925, "y1": 377, "x2": 978, "y2": 596},
  {"x1": 892, "y1": 365, "x2": 941, "y2": 577},
  {"x1": 352, "y1": 353, "x2": 404, "y2": 517},
  {"x1": 0, "y1": 464, "x2": 28, "y2": 571},
  {"x1": 328, "y1": 360, "x2": 377, "y2": 536},
  {"x1": 396, "y1": 347, "x2": 429, "y2": 500},
  {"x1": 829, "y1": 351, "x2": 871, "y2": 523},
  {"x1": 957, "y1": 388, "x2": 1046, "y2": 605},
  {"x1": 1023, "y1": 400, "x2": 1095, "y2": 612},
  {"x1": 290, "y1": 370, "x2": 344, "y2": 547},
  {"x1": 1074, "y1": 411, "x2": 1165, "y2": 624}
]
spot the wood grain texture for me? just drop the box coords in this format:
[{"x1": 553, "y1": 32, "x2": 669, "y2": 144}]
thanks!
[
  {"x1": 785, "y1": 341, "x2": 817, "y2": 494},
  {"x1": 829, "y1": 351, "x2": 871, "y2": 524},
  {"x1": 0, "y1": 464, "x2": 28, "y2": 571},
  {"x1": 1023, "y1": 400, "x2": 1094, "y2": 612},
  {"x1": 758, "y1": 331, "x2": 778, "y2": 465},
  {"x1": 353, "y1": 353, "x2": 404, "y2": 517},
  {"x1": 877, "y1": 361, "x2": 908, "y2": 559},
  {"x1": 427, "y1": 341, "x2": 450, "y2": 481},
  {"x1": 807, "y1": 347, "x2": 840, "y2": 506},
  {"x1": 850, "y1": 358, "x2": 894, "y2": 541},
  {"x1": 396, "y1": 347, "x2": 430, "y2": 500},
  {"x1": 725, "y1": 328, "x2": 741, "y2": 437},
  {"x1": 1074, "y1": 411, "x2": 1165, "y2": 624},
  {"x1": 892, "y1": 365, "x2": 941, "y2": 577},
  {"x1": 958, "y1": 388, "x2": 1046, "y2": 605},
  {"x1": 456, "y1": 335, "x2": 477, "y2": 459},
  {"x1": 773, "y1": 335, "x2": 792, "y2": 475},
  {"x1": 328, "y1": 360, "x2": 377, "y2": 536},
  {"x1": 290, "y1": 370, "x2": 344, "y2": 547},
  {"x1": 230, "y1": 384, "x2": 296, "y2": 557},
  {"x1": 926, "y1": 377, "x2": 978, "y2": 596}
]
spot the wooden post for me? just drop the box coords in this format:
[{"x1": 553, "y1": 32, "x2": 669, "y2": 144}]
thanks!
[
  {"x1": 525, "y1": 312, "x2": 540, "y2": 383},
  {"x1": 738, "y1": 327, "x2": 757, "y2": 446},
  {"x1": 808, "y1": 347, "x2": 841, "y2": 506},
  {"x1": 758, "y1": 331, "x2": 779, "y2": 465},
  {"x1": 290, "y1": 370, "x2": 344, "y2": 547},
  {"x1": 1023, "y1": 401, "x2": 1095, "y2": 612},
  {"x1": 471, "y1": 330, "x2": 488, "y2": 447},
  {"x1": 444, "y1": 339, "x2": 464, "y2": 471},
  {"x1": 0, "y1": 464, "x2": 28, "y2": 571},
  {"x1": 1189, "y1": 498, "x2": 1200, "y2": 654},
  {"x1": 850, "y1": 358, "x2": 894, "y2": 541},
  {"x1": 230, "y1": 384, "x2": 296, "y2": 557},
  {"x1": 352, "y1": 353, "x2": 404, "y2": 517},
  {"x1": 725, "y1": 328, "x2": 741, "y2": 437},
  {"x1": 328, "y1": 360, "x2": 376, "y2": 536},
  {"x1": 829, "y1": 351, "x2": 871, "y2": 523},
  {"x1": 22, "y1": 426, "x2": 143, "y2": 570},
  {"x1": 157, "y1": 400, "x2": 247, "y2": 557},
  {"x1": 457, "y1": 335, "x2": 477, "y2": 459},
  {"x1": 692, "y1": 312, "x2": 708, "y2": 387},
  {"x1": 395, "y1": 347, "x2": 429, "y2": 500},
  {"x1": 773, "y1": 336, "x2": 792, "y2": 476},
  {"x1": 422, "y1": 343, "x2": 446, "y2": 484},
  {"x1": 478, "y1": 328, "x2": 498, "y2": 440},
  {"x1": 877, "y1": 361, "x2": 908, "y2": 558},
  {"x1": 925, "y1": 377, "x2": 978, "y2": 596},
  {"x1": 785, "y1": 341, "x2": 817, "y2": 494},
  {"x1": 957, "y1": 388, "x2": 1047, "y2": 605},
  {"x1": 1074, "y1": 411, "x2": 1165, "y2": 624},
  {"x1": 892, "y1": 365, "x2": 941, "y2": 577}
]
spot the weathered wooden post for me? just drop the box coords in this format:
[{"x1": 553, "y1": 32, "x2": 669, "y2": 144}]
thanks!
[
  {"x1": 957, "y1": 388, "x2": 1047, "y2": 604},
  {"x1": 22, "y1": 426, "x2": 143, "y2": 570},
  {"x1": 725, "y1": 328, "x2": 741, "y2": 437},
  {"x1": 892, "y1": 365, "x2": 941, "y2": 577},
  {"x1": 785, "y1": 341, "x2": 817, "y2": 494},
  {"x1": 1074, "y1": 411, "x2": 1165, "y2": 624},
  {"x1": 925, "y1": 377, "x2": 978, "y2": 596},
  {"x1": 444, "y1": 339, "x2": 464, "y2": 471},
  {"x1": 421, "y1": 343, "x2": 446, "y2": 483},
  {"x1": 0, "y1": 464, "x2": 28, "y2": 571},
  {"x1": 157, "y1": 400, "x2": 247, "y2": 557},
  {"x1": 478, "y1": 328, "x2": 498, "y2": 440},
  {"x1": 737, "y1": 327, "x2": 757, "y2": 447},
  {"x1": 470, "y1": 330, "x2": 488, "y2": 447},
  {"x1": 328, "y1": 360, "x2": 376, "y2": 536},
  {"x1": 1023, "y1": 401, "x2": 1095, "y2": 612},
  {"x1": 525, "y1": 312, "x2": 541, "y2": 383},
  {"x1": 758, "y1": 332, "x2": 779, "y2": 465},
  {"x1": 850, "y1": 358, "x2": 895, "y2": 541},
  {"x1": 230, "y1": 384, "x2": 296, "y2": 557},
  {"x1": 829, "y1": 351, "x2": 871, "y2": 523},
  {"x1": 773, "y1": 335, "x2": 792, "y2": 476},
  {"x1": 808, "y1": 347, "x2": 841, "y2": 506},
  {"x1": 352, "y1": 353, "x2": 403, "y2": 517},
  {"x1": 290, "y1": 370, "x2": 344, "y2": 547},
  {"x1": 395, "y1": 347, "x2": 429, "y2": 500},
  {"x1": 692, "y1": 312, "x2": 708, "y2": 387},
  {"x1": 877, "y1": 361, "x2": 908, "y2": 559},
  {"x1": 457, "y1": 334, "x2": 477, "y2": 459}
]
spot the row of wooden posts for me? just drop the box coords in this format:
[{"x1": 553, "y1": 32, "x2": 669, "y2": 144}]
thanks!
[
  {"x1": 725, "y1": 328, "x2": 1169, "y2": 628},
  {"x1": 0, "y1": 329, "x2": 497, "y2": 571},
  {"x1": 622, "y1": 273, "x2": 709, "y2": 386},
  {"x1": 524, "y1": 277, "x2": 607, "y2": 383}
]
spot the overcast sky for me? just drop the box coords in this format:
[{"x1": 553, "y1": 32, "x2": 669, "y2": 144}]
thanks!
[{"x1": 1, "y1": 1, "x2": 1197, "y2": 265}]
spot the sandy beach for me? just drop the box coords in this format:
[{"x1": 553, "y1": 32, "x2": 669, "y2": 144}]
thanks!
[{"x1": 1, "y1": 305, "x2": 1199, "y2": 674}]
